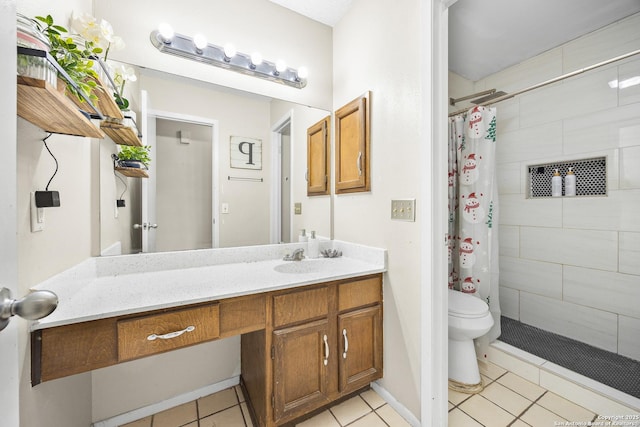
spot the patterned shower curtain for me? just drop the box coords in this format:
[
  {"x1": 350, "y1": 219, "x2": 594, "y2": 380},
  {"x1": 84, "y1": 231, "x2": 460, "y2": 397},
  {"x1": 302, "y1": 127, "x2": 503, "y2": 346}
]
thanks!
[{"x1": 448, "y1": 106, "x2": 501, "y2": 342}]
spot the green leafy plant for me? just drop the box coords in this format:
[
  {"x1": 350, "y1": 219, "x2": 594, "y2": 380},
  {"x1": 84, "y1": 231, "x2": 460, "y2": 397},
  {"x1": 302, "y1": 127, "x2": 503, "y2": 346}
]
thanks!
[
  {"x1": 117, "y1": 145, "x2": 151, "y2": 167},
  {"x1": 35, "y1": 14, "x2": 102, "y2": 102}
]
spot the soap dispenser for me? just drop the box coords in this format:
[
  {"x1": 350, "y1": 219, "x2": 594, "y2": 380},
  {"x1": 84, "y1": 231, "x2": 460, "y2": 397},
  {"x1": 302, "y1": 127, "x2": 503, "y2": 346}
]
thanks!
[
  {"x1": 308, "y1": 231, "x2": 319, "y2": 259},
  {"x1": 564, "y1": 167, "x2": 576, "y2": 197},
  {"x1": 298, "y1": 229, "x2": 308, "y2": 243},
  {"x1": 551, "y1": 168, "x2": 562, "y2": 197}
]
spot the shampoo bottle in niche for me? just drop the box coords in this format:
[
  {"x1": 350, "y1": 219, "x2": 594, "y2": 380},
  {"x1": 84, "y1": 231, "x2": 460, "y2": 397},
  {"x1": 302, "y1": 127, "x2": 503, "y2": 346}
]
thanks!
[
  {"x1": 551, "y1": 168, "x2": 562, "y2": 197},
  {"x1": 298, "y1": 229, "x2": 308, "y2": 243},
  {"x1": 308, "y1": 231, "x2": 319, "y2": 259},
  {"x1": 564, "y1": 167, "x2": 576, "y2": 196}
]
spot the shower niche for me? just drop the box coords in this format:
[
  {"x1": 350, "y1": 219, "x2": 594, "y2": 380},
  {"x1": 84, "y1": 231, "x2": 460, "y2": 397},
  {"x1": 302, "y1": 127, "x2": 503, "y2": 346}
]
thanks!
[{"x1": 527, "y1": 156, "x2": 607, "y2": 198}]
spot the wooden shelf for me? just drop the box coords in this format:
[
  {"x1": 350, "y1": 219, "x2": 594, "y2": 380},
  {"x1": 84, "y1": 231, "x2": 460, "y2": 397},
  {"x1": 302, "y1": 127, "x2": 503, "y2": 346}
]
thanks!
[
  {"x1": 69, "y1": 76, "x2": 124, "y2": 120},
  {"x1": 101, "y1": 121, "x2": 142, "y2": 146},
  {"x1": 115, "y1": 166, "x2": 149, "y2": 178},
  {"x1": 17, "y1": 76, "x2": 105, "y2": 138}
]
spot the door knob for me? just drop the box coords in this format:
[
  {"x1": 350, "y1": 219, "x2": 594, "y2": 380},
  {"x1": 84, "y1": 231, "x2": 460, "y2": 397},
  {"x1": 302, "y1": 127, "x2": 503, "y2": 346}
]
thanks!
[
  {"x1": 133, "y1": 223, "x2": 144, "y2": 229},
  {"x1": 148, "y1": 223, "x2": 158, "y2": 229},
  {"x1": 0, "y1": 287, "x2": 58, "y2": 331}
]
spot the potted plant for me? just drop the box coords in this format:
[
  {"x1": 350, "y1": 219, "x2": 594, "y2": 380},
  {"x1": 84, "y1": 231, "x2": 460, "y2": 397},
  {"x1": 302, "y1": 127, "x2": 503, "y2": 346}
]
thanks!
[
  {"x1": 35, "y1": 14, "x2": 102, "y2": 104},
  {"x1": 116, "y1": 145, "x2": 151, "y2": 169}
]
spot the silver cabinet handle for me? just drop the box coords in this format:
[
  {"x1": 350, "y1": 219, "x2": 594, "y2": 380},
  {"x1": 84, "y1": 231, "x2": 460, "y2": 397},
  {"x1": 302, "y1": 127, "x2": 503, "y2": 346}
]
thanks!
[
  {"x1": 323, "y1": 334, "x2": 329, "y2": 366},
  {"x1": 0, "y1": 287, "x2": 58, "y2": 331},
  {"x1": 357, "y1": 152, "x2": 363, "y2": 176},
  {"x1": 342, "y1": 328, "x2": 349, "y2": 359},
  {"x1": 147, "y1": 325, "x2": 195, "y2": 341}
]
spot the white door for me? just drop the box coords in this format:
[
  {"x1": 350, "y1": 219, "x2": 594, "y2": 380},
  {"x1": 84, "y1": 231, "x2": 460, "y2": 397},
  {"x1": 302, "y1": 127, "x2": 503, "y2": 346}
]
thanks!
[
  {"x1": 140, "y1": 90, "x2": 157, "y2": 253},
  {"x1": 1, "y1": 3, "x2": 20, "y2": 423},
  {"x1": 141, "y1": 96, "x2": 218, "y2": 253}
]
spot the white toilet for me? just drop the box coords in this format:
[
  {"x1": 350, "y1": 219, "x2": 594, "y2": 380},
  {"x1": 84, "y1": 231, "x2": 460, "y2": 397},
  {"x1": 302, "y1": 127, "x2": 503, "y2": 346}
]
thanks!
[{"x1": 448, "y1": 288, "x2": 494, "y2": 393}]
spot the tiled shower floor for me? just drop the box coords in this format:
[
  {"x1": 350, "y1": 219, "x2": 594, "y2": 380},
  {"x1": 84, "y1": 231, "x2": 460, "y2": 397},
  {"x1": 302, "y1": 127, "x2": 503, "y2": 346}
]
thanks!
[{"x1": 120, "y1": 386, "x2": 410, "y2": 427}]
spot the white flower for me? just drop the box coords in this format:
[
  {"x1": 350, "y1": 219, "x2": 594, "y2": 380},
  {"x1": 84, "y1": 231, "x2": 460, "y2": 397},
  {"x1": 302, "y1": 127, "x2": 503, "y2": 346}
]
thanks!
[
  {"x1": 114, "y1": 65, "x2": 137, "y2": 90},
  {"x1": 70, "y1": 11, "x2": 98, "y2": 38},
  {"x1": 110, "y1": 35, "x2": 126, "y2": 51}
]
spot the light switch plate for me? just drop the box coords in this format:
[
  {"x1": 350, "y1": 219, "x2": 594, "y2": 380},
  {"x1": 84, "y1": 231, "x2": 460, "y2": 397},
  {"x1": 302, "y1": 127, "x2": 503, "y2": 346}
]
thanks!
[
  {"x1": 221, "y1": 203, "x2": 230, "y2": 214},
  {"x1": 391, "y1": 199, "x2": 416, "y2": 221},
  {"x1": 294, "y1": 202, "x2": 302, "y2": 215}
]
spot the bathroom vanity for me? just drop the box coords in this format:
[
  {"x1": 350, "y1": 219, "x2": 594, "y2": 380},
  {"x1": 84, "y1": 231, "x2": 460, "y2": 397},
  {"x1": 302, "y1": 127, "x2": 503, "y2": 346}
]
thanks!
[{"x1": 29, "y1": 241, "x2": 385, "y2": 427}]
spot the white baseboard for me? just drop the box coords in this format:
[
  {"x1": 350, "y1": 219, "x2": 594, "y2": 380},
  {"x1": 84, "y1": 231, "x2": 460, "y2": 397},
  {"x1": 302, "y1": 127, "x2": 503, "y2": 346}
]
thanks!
[
  {"x1": 92, "y1": 376, "x2": 240, "y2": 427},
  {"x1": 371, "y1": 382, "x2": 421, "y2": 427}
]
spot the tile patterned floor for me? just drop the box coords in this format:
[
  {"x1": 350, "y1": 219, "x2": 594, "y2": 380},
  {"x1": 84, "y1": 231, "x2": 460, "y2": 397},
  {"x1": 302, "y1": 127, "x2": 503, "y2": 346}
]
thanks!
[
  {"x1": 449, "y1": 361, "x2": 599, "y2": 427},
  {"x1": 120, "y1": 386, "x2": 409, "y2": 427}
]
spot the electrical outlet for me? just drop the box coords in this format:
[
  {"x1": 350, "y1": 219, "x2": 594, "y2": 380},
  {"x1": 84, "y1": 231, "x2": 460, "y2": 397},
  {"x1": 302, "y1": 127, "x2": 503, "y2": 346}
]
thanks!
[
  {"x1": 391, "y1": 199, "x2": 416, "y2": 221},
  {"x1": 30, "y1": 192, "x2": 45, "y2": 232}
]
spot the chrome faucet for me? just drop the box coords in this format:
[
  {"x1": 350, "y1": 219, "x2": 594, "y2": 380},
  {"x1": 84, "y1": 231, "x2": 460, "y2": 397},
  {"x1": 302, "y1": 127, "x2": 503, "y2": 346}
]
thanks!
[{"x1": 283, "y1": 248, "x2": 305, "y2": 261}]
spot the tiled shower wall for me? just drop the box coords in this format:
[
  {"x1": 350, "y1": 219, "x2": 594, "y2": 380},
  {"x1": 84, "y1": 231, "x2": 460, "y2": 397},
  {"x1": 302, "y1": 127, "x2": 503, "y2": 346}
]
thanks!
[{"x1": 452, "y1": 12, "x2": 640, "y2": 361}]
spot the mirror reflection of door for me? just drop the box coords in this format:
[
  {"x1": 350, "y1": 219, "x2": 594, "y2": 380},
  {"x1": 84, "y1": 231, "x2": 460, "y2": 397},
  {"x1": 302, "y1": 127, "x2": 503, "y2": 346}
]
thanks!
[
  {"x1": 137, "y1": 107, "x2": 216, "y2": 254},
  {"x1": 152, "y1": 118, "x2": 214, "y2": 252},
  {"x1": 280, "y1": 123, "x2": 291, "y2": 244}
]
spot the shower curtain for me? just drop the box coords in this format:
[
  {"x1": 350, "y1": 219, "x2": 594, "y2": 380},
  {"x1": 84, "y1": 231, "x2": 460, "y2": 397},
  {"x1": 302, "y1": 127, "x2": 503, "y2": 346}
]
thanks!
[{"x1": 448, "y1": 106, "x2": 501, "y2": 342}]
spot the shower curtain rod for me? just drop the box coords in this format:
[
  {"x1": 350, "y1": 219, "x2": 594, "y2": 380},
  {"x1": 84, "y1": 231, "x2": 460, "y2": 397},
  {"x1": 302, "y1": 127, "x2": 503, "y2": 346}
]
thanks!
[{"x1": 448, "y1": 48, "x2": 640, "y2": 117}]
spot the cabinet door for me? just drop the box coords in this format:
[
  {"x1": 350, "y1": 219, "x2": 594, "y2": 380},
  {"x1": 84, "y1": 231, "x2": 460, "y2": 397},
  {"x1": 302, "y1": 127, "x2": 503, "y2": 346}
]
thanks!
[
  {"x1": 335, "y1": 92, "x2": 370, "y2": 194},
  {"x1": 338, "y1": 305, "x2": 383, "y2": 394},
  {"x1": 273, "y1": 319, "x2": 331, "y2": 423},
  {"x1": 307, "y1": 116, "x2": 330, "y2": 196}
]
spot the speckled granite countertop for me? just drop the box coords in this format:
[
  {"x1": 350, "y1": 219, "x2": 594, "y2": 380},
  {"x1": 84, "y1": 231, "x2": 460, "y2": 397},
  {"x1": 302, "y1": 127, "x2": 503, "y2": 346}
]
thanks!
[{"x1": 31, "y1": 240, "x2": 386, "y2": 330}]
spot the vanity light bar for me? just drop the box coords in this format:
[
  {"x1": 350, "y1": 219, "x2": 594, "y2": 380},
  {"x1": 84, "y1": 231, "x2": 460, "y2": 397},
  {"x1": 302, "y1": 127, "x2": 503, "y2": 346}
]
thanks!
[{"x1": 150, "y1": 30, "x2": 307, "y2": 89}]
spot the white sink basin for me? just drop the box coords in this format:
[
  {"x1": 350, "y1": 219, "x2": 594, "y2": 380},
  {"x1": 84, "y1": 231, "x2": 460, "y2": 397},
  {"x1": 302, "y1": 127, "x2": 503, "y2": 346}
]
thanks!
[{"x1": 273, "y1": 259, "x2": 333, "y2": 274}]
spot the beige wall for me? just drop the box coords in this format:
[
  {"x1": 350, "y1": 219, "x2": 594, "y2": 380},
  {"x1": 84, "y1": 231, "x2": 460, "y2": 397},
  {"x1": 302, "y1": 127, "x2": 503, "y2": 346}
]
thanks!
[
  {"x1": 332, "y1": 0, "x2": 423, "y2": 418},
  {"x1": 94, "y1": 0, "x2": 333, "y2": 110}
]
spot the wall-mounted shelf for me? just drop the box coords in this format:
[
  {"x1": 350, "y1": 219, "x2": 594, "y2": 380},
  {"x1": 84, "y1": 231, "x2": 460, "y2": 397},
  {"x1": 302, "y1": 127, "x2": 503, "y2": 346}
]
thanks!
[
  {"x1": 527, "y1": 157, "x2": 606, "y2": 198},
  {"x1": 115, "y1": 166, "x2": 148, "y2": 178},
  {"x1": 17, "y1": 76, "x2": 105, "y2": 138},
  {"x1": 101, "y1": 120, "x2": 142, "y2": 146}
]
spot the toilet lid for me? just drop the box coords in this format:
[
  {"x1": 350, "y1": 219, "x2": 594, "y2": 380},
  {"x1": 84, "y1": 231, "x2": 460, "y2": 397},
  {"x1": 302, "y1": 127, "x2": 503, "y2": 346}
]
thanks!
[{"x1": 448, "y1": 289, "x2": 489, "y2": 318}]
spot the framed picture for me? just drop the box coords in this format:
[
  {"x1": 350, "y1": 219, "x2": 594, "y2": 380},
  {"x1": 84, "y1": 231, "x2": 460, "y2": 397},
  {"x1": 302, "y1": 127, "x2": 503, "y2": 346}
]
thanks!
[{"x1": 230, "y1": 136, "x2": 262, "y2": 170}]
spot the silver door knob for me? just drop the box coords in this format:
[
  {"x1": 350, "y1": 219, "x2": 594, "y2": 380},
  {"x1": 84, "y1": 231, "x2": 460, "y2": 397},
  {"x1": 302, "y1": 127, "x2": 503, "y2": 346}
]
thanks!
[
  {"x1": 133, "y1": 223, "x2": 144, "y2": 229},
  {"x1": 0, "y1": 287, "x2": 58, "y2": 331},
  {"x1": 148, "y1": 223, "x2": 158, "y2": 229}
]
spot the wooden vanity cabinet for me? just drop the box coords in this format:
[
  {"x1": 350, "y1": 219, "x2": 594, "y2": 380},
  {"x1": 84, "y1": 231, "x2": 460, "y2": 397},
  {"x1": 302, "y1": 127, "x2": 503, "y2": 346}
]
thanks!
[
  {"x1": 335, "y1": 92, "x2": 371, "y2": 194},
  {"x1": 307, "y1": 115, "x2": 331, "y2": 196},
  {"x1": 242, "y1": 274, "x2": 383, "y2": 427}
]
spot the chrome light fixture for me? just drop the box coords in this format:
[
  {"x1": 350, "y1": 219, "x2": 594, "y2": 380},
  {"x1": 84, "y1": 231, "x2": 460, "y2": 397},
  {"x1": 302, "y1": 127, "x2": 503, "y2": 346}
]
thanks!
[{"x1": 150, "y1": 25, "x2": 308, "y2": 89}]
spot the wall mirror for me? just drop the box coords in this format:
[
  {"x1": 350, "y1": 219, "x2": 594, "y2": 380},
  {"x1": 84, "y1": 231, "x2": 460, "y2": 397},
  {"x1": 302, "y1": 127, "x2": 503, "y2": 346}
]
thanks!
[{"x1": 99, "y1": 67, "x2": 332, "y2": 256}]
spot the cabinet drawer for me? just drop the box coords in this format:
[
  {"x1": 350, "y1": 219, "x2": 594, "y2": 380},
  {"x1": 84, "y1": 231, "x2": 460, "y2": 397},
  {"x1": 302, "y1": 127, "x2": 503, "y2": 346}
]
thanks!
[
  {"x1": 273, "y1": 287, "x2": 328, "y2": 328},
  {"x1": 117, "y1": 304, "x2": 219, "y2": 361},
  {"x1": 338, "y1": 276, "x2": 382, "y2": 312}
]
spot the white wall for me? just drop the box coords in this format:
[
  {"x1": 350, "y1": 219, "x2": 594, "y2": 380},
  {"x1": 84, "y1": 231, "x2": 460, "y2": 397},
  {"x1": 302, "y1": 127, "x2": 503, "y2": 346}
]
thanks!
[
  {"x1": 332, "y1": 0, "x2": 424, "y2": 418},
  {"x1": 452, "y1": 13, "x2": 640, "y2": 360}
]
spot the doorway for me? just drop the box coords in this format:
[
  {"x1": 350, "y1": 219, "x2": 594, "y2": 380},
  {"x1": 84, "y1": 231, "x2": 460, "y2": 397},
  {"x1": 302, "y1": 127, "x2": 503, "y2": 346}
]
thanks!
[
  {"x1": 271, "y1": 112, "x2": 293, "y2": 244},
  {"x1": 141, "y1": 104, "x2": 219, "y2": 253}
]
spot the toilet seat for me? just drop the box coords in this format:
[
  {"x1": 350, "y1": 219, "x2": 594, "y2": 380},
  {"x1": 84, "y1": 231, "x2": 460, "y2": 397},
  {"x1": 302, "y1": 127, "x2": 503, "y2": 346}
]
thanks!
[{"x1": 448, "y1": 290, "x2": 489, "y2": 318}]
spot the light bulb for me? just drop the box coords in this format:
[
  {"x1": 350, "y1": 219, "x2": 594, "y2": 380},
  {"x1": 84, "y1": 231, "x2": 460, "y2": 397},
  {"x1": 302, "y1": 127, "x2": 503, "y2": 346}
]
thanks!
[
  {"x1": 275, "y1": 60, "x2": 287, "y2": 73},
  {"x1": 296, "y1": 66, "x2": 309, "y2": 80},
  {"x1": 223, "y1": 43, "x2": 236, "y2": 60},
  {"x1": 158, "y1": 23, "x2": 174, "y2": 44},
  {"x1": 250, "y1": 52, "x2": 263, "y2": 68},
  {"x1": 193, "y1": 34, "x2": 207, "y2": 52}
]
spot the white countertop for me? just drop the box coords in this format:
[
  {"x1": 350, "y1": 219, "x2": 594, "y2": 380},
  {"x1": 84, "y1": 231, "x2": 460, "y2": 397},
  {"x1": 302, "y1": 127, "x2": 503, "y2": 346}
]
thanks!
[{"x1": 31, "y1": 241, "x2": 386, "y2": 330}]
